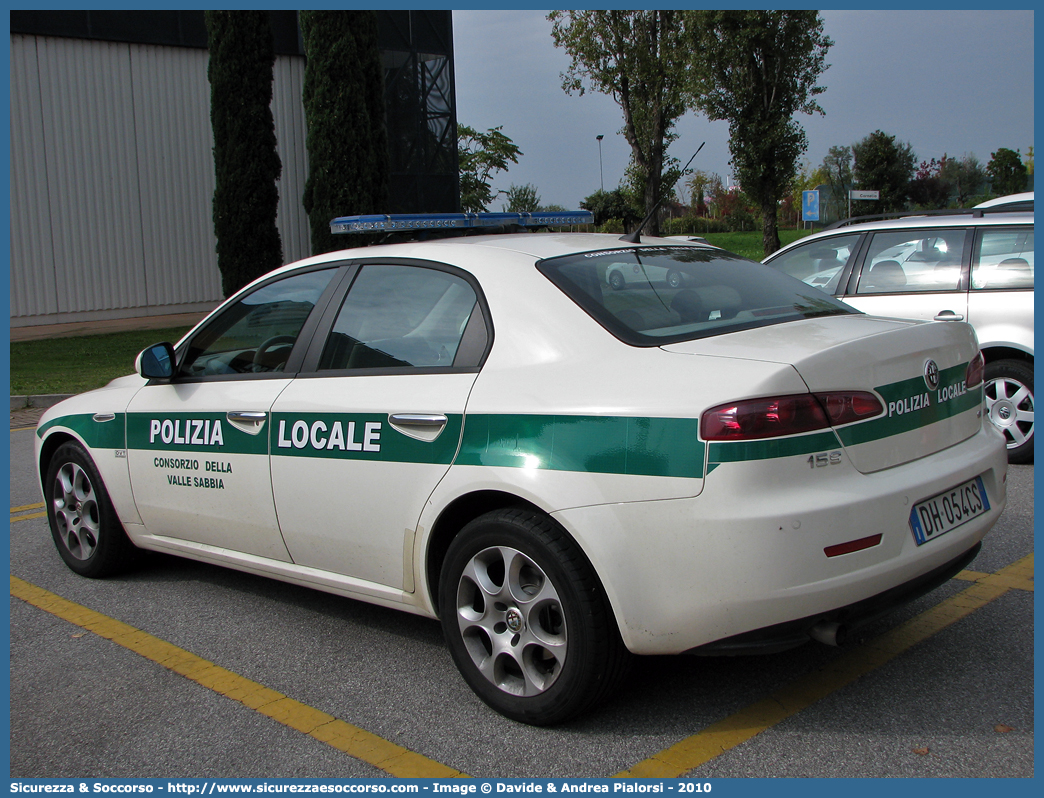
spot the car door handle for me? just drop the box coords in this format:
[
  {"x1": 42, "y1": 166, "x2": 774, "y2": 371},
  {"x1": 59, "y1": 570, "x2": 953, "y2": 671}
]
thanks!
[
  {"x1": 227, "y1": 411, "x2": 268, "y2": 423},
  {"x1": 389, "y1": 413, "x2": 448, "y2": 428},
  {"x1": 934, "y1": 311, "x2": 965, "y2": 321}
]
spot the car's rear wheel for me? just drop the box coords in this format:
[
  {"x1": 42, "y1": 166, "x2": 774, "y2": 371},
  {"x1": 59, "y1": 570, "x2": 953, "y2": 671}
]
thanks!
[
  {"x1": 439, "y1": 508, "x2": 629, "y2": 725},
  {"x1": 45, "y1": 442, "x2": 138, "y2": 577},
  {"x1": 666, "y1": 269, "x2": 683, "y2": 288},
  {"x1": 608, "y1": 271, "x2": 625, "y2": 291},
  {"x1": 984, "y1": 359, "x2": 1034, "y2": 464}
]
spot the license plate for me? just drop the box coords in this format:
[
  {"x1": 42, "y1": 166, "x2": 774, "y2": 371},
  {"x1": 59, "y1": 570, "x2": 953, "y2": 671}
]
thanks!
[{"x1": 909, "y1": 475, "x2": 990, "y2": 546}]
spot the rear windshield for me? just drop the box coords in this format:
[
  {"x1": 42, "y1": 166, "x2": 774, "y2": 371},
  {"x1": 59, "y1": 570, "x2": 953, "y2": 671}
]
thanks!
[{"x1": 538, "y1": 246, "x2": 857, "y2": 346}]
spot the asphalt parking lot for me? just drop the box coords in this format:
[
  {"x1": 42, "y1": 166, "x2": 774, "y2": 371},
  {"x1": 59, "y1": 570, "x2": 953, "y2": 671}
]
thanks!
[{"x1": 9, "y1": 416, "x2": 1034, "y2": 779}]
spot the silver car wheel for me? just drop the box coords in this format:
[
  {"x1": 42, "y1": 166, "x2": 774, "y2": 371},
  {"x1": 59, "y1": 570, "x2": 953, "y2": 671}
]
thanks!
[
  {"x1": 985, "y1": 374, "x2": 1034, "y2": 451},
  {"x1": 52, "y1": 461, "x2": 101, "y2": 561},
  {"x1": 454, "y1": 545, "x2": 567, "y2": 697}
]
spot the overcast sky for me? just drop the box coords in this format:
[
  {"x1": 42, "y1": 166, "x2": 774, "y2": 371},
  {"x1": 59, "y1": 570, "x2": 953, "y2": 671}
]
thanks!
[{"x1": 452, "y1": 9, "x2": 1035, "y2": 209}]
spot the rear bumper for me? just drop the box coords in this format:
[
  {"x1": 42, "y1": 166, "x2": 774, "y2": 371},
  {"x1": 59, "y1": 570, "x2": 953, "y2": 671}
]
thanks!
[
  {"x1": 685, "y1": 541, "x2": 981, "y2": 655},
  {"x1": 553, "y1": 423, "x2": 1008, "y2": 655}
]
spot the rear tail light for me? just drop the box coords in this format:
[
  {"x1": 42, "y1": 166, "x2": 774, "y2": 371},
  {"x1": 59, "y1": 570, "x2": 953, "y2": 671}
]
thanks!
[
  {"x1": 701, "y1": 392, "x2": 883, "y2": 441},
  {"x1": 966, "y1": 351, "x2": 985, "y2": 388},
  {"x1": 816, "y1": 392, "x2": 884, "y2": 426}
]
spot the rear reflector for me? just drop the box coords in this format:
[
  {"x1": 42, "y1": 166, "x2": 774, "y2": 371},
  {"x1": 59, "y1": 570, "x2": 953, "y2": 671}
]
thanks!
[{"x1": 824, "y1": 533, "x2": 883, "y2": 558}]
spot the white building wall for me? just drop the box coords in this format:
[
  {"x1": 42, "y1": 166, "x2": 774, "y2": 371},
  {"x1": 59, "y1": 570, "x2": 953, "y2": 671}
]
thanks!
[{"x1": 9, "y1": 34, "x2": 311, "y2": 327}]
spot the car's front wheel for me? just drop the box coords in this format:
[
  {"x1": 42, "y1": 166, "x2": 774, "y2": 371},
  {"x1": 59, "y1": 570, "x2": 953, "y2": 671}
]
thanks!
[
  {"x1": 984, "y1": 359, "x2": 1034, "y2": 464},
  {"x1": 608, "y1": 271, "x2": 626, "y2": 291},
  {"x1": 439, "y1": 508, "x2": 629, "y2": 725},
  {"x1": 45, "y1": 442, "x2": 138, "y2": 577}
]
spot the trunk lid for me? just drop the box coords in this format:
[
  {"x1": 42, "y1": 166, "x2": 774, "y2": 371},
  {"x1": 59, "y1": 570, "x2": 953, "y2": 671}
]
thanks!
[{"x1": 662, "y1": 315, "x2": 984, "y2": 473}]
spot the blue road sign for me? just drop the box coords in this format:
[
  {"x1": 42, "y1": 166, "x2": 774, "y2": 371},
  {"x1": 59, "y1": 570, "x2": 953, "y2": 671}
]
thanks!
[{"x1": 802, "y1": 190, "x2": 820, "y2": 222}]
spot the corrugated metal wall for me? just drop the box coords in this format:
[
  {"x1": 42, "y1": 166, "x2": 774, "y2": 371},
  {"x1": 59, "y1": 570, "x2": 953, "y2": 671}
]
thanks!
[
  {"x1": 9, "y1": 34, "x2": 311, "y2": 327},
  {"x1": 272, "y1": 55, "x2": 311, "y2": 266}
]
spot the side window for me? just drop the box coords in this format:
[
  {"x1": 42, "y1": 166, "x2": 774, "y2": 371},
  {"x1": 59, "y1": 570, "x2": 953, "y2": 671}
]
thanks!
[
  {"x1": 972, "y1": 229, "x2": 1034, "y2": 290},
  {"x1": 179, "y1": 269, "x2": 337, "y2": 377},
  {"x1": 765, "y1": 233, "x2": 860, "y2": 294},
  {"x1": 318, "y1": 264, "x2": 478, "y2": 370},
  {"x1": 856, "y1": 229, "x2": 966, "y2": 294}
]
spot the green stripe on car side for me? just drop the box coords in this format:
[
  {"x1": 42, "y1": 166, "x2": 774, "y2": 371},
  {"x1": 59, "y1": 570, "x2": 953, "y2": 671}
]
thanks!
[
  {"x1": 456, "y1": 414, "x2": 705, "y2": 479},
  {"x1": 36, "y1": 414, "x2": 126, "y2": 450}
]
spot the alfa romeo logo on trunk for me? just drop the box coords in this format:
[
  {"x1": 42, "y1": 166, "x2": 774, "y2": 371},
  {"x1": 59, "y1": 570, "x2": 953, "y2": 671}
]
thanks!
[{"x1": 923, "y1": 359, "x2": 940, "y2": 391}]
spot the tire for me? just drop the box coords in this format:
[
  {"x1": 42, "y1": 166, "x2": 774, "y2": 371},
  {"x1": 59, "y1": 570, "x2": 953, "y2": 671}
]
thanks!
[
  {"x1": 608, "y1": 271, "x2": 626, "y2": 291},
  {"x1": 45, "y1": 442, "x2": 138, "y2": 578},
  {"x1": 666, "y1": 269, "x2": 682, "y2": 289},
  {"x1": 984, "y1": 359, "x2": 1034, "y2": 464},
  {"x1": 439, "y1": 508, "x2": 630, "y2": 725}
]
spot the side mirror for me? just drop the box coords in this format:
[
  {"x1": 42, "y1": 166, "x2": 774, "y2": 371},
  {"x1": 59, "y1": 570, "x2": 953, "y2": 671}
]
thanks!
[{"x1": 136, "y1": 342, "x2": 176, "y2": 380}]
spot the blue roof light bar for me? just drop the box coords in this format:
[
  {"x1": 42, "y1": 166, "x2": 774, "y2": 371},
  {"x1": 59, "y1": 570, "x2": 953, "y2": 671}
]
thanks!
[{"x1": 330, "y1": 210, "x2": 594, "y2": 235}]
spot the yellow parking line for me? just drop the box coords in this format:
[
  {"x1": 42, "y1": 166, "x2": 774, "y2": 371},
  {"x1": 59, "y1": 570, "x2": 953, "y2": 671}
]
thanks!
[
  {"x1": 11, "y1": 511, "x2": 47, "y2": 523},
  {"x1": 617, "y1": 554, "x2": 1034, "y2": 778},
  {"x1": 12, "y1": 503, "x2": 47, "y2": 523},
  {"x1": 11, "y1": 503, "x2": 45, "y2": 513},
  {"x1": 10, "y1": 576, "x2": 468, "y2": 779}
]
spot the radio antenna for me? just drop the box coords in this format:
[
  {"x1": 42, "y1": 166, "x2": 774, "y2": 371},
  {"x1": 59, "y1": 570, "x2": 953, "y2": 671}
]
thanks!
[{"x1": 620, "y1": 142, "x2": 705, "y2": 244}]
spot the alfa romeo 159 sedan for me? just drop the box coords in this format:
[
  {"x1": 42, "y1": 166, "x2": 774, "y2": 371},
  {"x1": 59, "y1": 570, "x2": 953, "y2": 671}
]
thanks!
[{"x1": 36, "y1": 212, "x2": 1008, "y2": 725}]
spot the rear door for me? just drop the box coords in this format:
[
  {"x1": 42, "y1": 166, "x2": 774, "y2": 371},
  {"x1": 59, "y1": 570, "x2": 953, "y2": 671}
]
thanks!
[
  {"x1": 270, "y1": 260, "x2": 490, "y2": 592},
  {"x1": 967, "y1": 225, "x2": 1034, "y2": 352}
]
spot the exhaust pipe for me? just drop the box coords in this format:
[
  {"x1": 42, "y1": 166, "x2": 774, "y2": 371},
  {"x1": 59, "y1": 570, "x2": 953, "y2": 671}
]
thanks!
[{"x1": 809, "y1": 620, "x2": 848, "y2": 647}]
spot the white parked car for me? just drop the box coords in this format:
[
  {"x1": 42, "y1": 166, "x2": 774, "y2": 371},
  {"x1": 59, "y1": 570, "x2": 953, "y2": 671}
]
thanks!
[
  {"x1": 764, "y1": 208, "x2": 1033, "y2": 463},
  {"x1": 975, "y1": 191, "x2": 1033, "y2": 212},
  {"x1": 37, "y1": 212, "x2": 1007, "y2": 724}
]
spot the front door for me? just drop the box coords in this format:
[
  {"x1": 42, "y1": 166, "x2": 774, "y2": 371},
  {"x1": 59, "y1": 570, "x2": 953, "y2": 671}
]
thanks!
[{"x1": 127, "y1": 267, "x2": 340, "y2": 561}]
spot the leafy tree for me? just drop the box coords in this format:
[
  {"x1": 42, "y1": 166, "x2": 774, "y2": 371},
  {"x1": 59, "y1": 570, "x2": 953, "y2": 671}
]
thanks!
[
  {"x1": 580, "y1": 188, "x2": 641, "y2": 230},
  {"x1": 716, "y1": 187, "x2": 757, "y2": 232},
  {"x1": 851, "y1": 130, "x2": 916, "y2": 213},
  {"x1": 457, "y1": 125, "x2": 522, "y2": 212},
  {"x1": 821, "y1": 145, "x2": 853, "y2": 220},
  {"x1": 300, "y1": 11, "x2": 389, "y2": 255},
  {"x1": 205, "y1": 11, "x2": 283, "y2": 297},
  {"x1": 502, "y1": 183, "x2": 541, "y2": 213},
  {"x1": 686, "y1": 170, "x2": 718, "y2": 217},
  {"x1": 549, "y1": 10, "x2": 696, "y2": 235},
  {"x1": 689, "y1": 10, "x2": 832, "y2": 257},
  {"x1": 987, "y1": 147, "x2": 1028, "y2": 196},
  {"x1": 908, "y1": 157, "x2": 951, "y2": 209},
  {"x1": 701, "y1": 172, "x2": 726, "y2": 219},
  {"x1": 940, "y1": 153, "x2": 985, "y2": 206}
]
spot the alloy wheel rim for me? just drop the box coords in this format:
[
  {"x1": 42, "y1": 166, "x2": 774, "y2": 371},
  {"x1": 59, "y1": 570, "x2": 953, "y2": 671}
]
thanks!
[
  {"x1": 53, "y1": 462, "x2": 100, "y2": 560},
  {"x1": 455, "y1": 545, "x2": 567, "y2": 696}
]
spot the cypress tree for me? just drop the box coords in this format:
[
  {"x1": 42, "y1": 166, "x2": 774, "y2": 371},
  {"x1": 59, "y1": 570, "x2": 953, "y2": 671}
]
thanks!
[
  {"x1": 205, "y1": 11, "x2": 284, "y2": 297},
  {"x1": 300, "y1": 10, "x2": 390, "y2": 254}
]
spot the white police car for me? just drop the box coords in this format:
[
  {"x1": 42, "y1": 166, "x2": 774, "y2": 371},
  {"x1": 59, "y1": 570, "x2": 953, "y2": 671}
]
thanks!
[{"x1": 36, "y1": 211, "x2": 1008, "y2": 725}]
